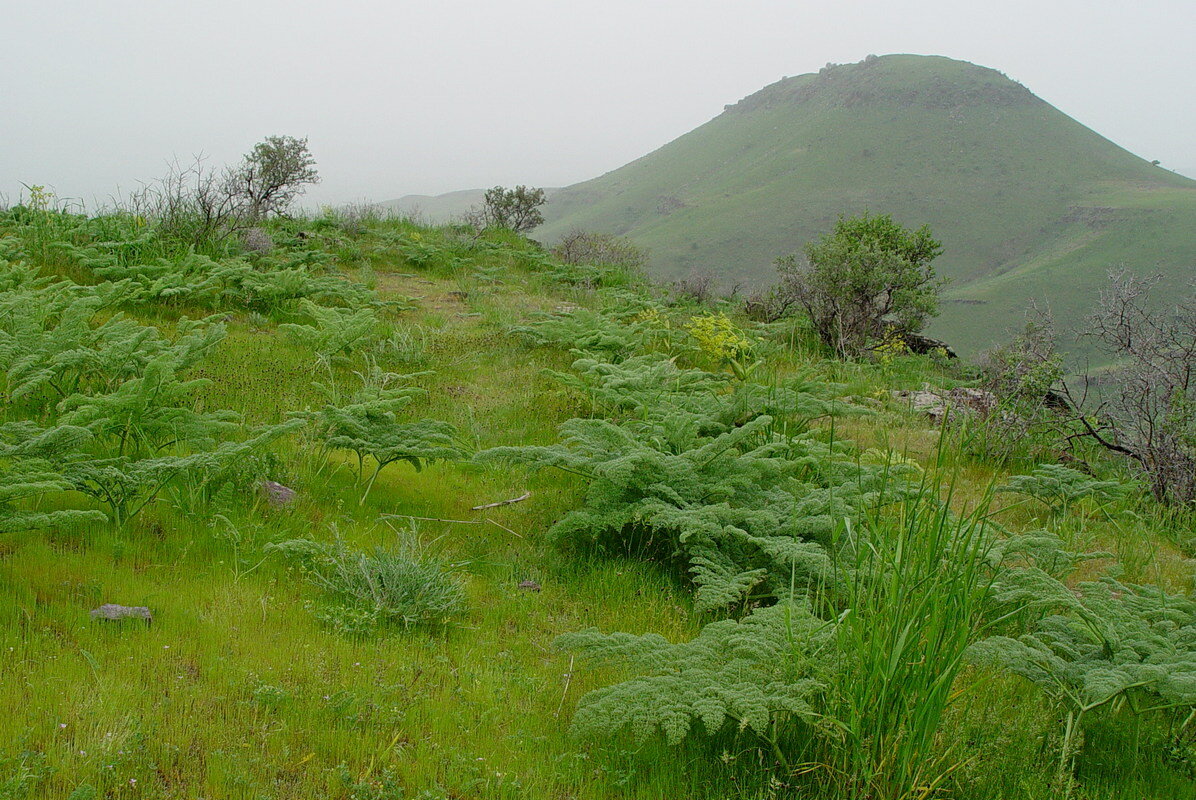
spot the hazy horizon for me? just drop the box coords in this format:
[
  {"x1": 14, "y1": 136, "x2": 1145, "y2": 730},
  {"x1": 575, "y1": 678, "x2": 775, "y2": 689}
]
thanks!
[{"x1": 4, "y1": 0, "x2": 1194, "y2": 209}]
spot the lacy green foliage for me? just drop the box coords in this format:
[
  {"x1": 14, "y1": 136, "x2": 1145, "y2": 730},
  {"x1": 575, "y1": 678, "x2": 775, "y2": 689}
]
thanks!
[
  {"x1": 268, "y1": 536, "x2": 465, "y2": 633},
  {"x1": 61, "y1": 415, "x2": 301, "y2": 526},
  {"x1": 558, "y1": 602, "x2": 829, "y2": 745},
  {"x1": 489, "y1": 307, "x2": 886, "y2": 611},
  {"x1": 971, "y1": 577, "x2": 1196, "y2": 790},
  {"x1": 511, "y1": 296, "x2": 1007, "y2": 796},
  {"x1": 0, "y1": 267, "x2": 153, "y2": 404},
  {"x1": 64, "y1": 453, "x2": 202, "y2": 527},
  {"x1": 546, "y1": 354, "x2": 727, "y2": 424},
  {"x1": 0, "y1": 422, "x2": 104, "y2": 533},
  {"x1": 302, "y1": 371, "x2": 465, "y2": 503},
  {"x1": 480, "y1": 406, "x2": 891, "y2": 611},
  {"x1": 998, "y1": 463, "x2": 1129, "y2": 514},
  {"x1": 279, "y1": 299, "x2": 380, "y2": 360},
  {"x1": 168, "y1": 420, "x2": 305, "y2": 513},
  {"x1": 553, "y1": 355, "x2": 863, "y2": 438},
  {"x1": 58, "y1": 348, "x2": 237, "y2": 455},
  {"x1": 0, "y1": 250, "x2": 229, "y2": 412},
  {"x1": 51, "y1": 230, "x2": 371, "y2": 313},
  {"x1": 974, "y1": 578, "x2": 1196, "y2": 713},
  {"x1": 0, "y1": 238, "x2": 314, "y2": 530},
  {"x1": 512, "y1": 308, "x2": 654, "y2": 361}
]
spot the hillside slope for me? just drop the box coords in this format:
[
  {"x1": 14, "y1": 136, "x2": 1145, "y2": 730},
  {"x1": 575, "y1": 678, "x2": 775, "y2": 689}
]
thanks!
[{"x1": 536, "y1": 54, "x2": 1196, "y2": 359}]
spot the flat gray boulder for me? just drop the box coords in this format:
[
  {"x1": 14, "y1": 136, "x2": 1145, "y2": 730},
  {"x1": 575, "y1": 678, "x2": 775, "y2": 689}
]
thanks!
[
  {"x1": 260, "y1": 480, "x2": 297, "y2": 507},
  {"x1": 90, "y1": 604, "x2": 152, "y2": 623}
]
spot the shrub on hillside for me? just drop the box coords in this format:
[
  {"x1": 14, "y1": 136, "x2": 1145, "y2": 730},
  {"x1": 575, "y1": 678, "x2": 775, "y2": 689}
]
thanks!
[
  {"x1": 777, "y1": 213, "x2": 943, "y2": 358},
  {"x1": 467, "y1": 185, "x2": 546, "y2": 234},
  {"x1": 551, "y1": 229, "x2": 647, "y2": 272}
]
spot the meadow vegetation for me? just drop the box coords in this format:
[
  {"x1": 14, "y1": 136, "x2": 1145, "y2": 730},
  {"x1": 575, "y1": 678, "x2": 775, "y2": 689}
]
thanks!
[{"x1": 1, "y1": 182, "x2": 1193, "y2": 800}]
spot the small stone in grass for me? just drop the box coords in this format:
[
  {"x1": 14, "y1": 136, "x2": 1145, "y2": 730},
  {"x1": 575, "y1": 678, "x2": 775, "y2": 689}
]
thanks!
[
  {"x1": 90, "y1": 604, "x2": 152, "y2": 624},
  {"x1": 260, "y1": 480, "x2": 297, "y2": 507}
]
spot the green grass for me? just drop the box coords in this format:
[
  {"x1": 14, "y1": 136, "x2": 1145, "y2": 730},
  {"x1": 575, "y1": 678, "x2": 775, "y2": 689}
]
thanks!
[{"x1": 1, "y1": 212, "x2": 1193, "y2": 799}]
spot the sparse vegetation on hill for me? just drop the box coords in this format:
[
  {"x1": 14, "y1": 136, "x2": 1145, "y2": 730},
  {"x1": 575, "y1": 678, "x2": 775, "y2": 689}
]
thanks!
[
  {"x1": 527, "y1": 54, "x2": 1196, "y2": 363},
  {"x1": 1, "y1": 177, "x2": 1194, "y2": 800}
]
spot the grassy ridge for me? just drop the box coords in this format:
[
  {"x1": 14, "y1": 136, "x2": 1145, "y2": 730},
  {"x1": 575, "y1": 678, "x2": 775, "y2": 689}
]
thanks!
[{"x1": 1, "y1": 209, "x2": 1193, "y2": 798}]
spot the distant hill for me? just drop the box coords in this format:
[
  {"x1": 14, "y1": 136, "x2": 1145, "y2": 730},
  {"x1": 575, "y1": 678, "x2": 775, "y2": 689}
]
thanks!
[
  {"x1": 532, "y1": 54, "x2": 1195, "y2": 360},
  {"x1": 378, "y1": 188, "x2": 560, "y2": 224}
]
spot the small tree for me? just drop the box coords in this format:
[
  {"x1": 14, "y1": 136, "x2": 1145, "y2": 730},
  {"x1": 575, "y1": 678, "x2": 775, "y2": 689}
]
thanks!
[
  {"x1": 228, "y1": 135, "x2": 320, "y2": 221},
  {"x1": 779, "y1": 213, "x2": 943, "y2": 358},
  {"x1": 474, "y1": 185, "x2": 546, "y2": 233}
]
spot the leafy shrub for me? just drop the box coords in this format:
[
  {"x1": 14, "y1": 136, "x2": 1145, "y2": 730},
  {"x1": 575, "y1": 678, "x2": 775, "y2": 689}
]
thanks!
[
  {"x1": 470, "y1": 185, "x2": 546, "y2": 233},
  {"x1": 778, "y1": 213, "x2": 943, "y2": 358}
]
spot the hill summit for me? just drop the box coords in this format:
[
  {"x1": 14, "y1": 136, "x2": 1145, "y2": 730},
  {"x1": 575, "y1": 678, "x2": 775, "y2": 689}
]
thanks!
[{"x1": 536, "y1": 54, "x2": 1196, "y2": 359}]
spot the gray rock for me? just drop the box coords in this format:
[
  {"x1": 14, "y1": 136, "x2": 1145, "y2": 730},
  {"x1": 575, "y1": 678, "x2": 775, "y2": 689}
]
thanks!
[
  {"x1": 260, "y1": 480, "x2": 296, "y2": 507},
  {"x1": 892, "y1": 385, "x2": 997, "y2": 424},
  {"x1": 90, "y1": 604, "x2": 152, "y2": 623}
]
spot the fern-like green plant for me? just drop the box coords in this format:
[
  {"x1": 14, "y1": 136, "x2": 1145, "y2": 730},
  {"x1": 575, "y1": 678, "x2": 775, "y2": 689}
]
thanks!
[
  {"x1": 998, "y1": 463, "x2": 1129, "y2": 515},
  {"x1": 64, "y1": 453, "x2": 201, "y2": 527},
  {"x1": 0, "y1": 422, "x2": 105, "y2": 533},
  {"x1": 301, "y1": 371, "x2": 465, "y2": 504},
  {"x1": 511, "y1": 308, "x2": 654, "y2": 361},
  {"x1": 58, "y1": 350, "x2": 238, "y2": 455},
  {"x1": 480, "y1": 412, "x2": 899, "y2": 610},
  {"x1": 556, "y1": 601, "x2": 831, "y2": 758},
  {"x1": 970, "y1": 577, "x2": 1196, "y2": 793},
  {"x1": 279, "y1": 299, "x2": 380, "y2": 361}
]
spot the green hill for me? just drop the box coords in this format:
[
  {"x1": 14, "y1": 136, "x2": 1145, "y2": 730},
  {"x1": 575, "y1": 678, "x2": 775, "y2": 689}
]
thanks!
[{"x1": 536, "y1": 54, "x2": 1196, "y2": 360}]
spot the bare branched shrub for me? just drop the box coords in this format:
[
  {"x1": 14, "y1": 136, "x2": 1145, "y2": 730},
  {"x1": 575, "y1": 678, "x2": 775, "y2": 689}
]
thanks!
[
  {"x1": 672, "y1": 271, "x2": 715, "y2": 305},
  {"x1": 979, "y1": 276, "x2": 1196, "y2": 503},
  {"x1": 127, "y1": 155, "x2": 246, "y2": 250},
  {"x1": 976, "y1": 306, "x2": 1068, "y2": 459},
  {"x1": 125, "y1": 137, "x2": 318, "y2": 251},
  {"x1": 551, "y1": 229, "x2": 647, "y2": 271},
  {"x1": 241, "y1": 227, "x2": 274, "y2": 254},
  {"x1": 1085, "y1": 271, "x2": 1196, "y2": 503},
  {"x1": 742, "y1": 287, "x2": 798, "y2": 322}
]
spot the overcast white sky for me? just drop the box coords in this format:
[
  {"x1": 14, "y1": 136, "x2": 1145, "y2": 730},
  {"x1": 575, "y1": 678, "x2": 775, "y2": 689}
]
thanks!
[{"x1": 3, "y1": 0, "x2": 1193, "y2": 208}]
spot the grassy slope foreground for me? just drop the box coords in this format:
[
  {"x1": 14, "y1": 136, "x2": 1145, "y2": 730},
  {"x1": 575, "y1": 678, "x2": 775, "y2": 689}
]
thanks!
[
  {"x1": 534, "y1": 54, "x2": 1196, "y2": 361},
  {"x1": 1, "y1": 208, "x2": 1194, "y2": 799}
]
